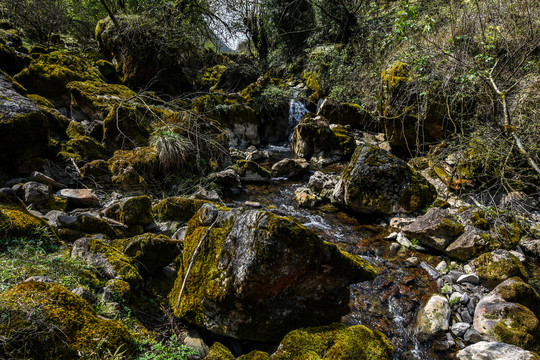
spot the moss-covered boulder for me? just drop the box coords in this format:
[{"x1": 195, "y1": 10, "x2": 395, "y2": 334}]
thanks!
[
  {"x1": 239, "y1": 351, "x2": 270, "y2": 360},
  {"x1": 67, "y1": 80, "x2": 137, "y2": 122},
  {"x1": 72, "y1": 236, "x2": 143, "y2": 288},
  {"x1": 333, "y1": 145, "x2": 436, "y2": 215},
  {"x1": 414, "y1": 294, "x2": 451, "y2": 337},
  {"x1": 379, "y1": 61, "x2": 447, "y2": 154},
  {"x1": 474, "y1": 278, "x2": 540, "y2": 352},
  {"x1": 0, "y1": 37, "x2": 24, "y2": 75},
  {"x1": 469, "y1": 250, "x2": 529, "y2": 288},
  {"x1": 192, "y1": 94, "x2": 260, "y2": 146},
  {"x1": 111, "y1": 233, "x2": 181, "y2": 273},
  {"x1": 102, "y1": 103, "x2": 155, "y2": 151},
  {"x1": 203, "y1": 342, "x2": 235, "y2": 360},
  {"x1": 0, "y1": 281, "x2": 133, "y2": 359},
  {"x1": 291, "y1": 114, "x2": 356, "y2": 165},
  {"x1": 445, "y1": 228, "x2": 501, "y2": 261},
  {"x1": 317, "y1": 98, "x2": 377, "y2": 132},
  {"x1": 0, "y1": 189, "x2": 59, "y2": 247},
  {"x1": 14, "y1": 51, "x2": 102, "y2": 102},
  {"x1": 105, "y1": 195, "x2": 153, "y2": 226},
  {"x1": 169, "y1": 204, "x2": 377, "y2": 342},
  {"x1": 152, "y1": 197, "x2": 210, "y2": 223},
  {"x1": 96, "y1": 15, "x2": 199, "y2": 94},
  {"x1": 61, "y1": 135, "x2": 107, "y2": 162},
  {"x1": 107, "y1": 147, "x2": 158, "y2": 190},
  {"x1": 234, "y1": 160, "x2": 271, "y2": 182},
  {"x1": 270, "y1": 324, "x2": 393, "y2": 360},
  {"x1": 0, "y1": 74, "x2": 50, "y2": 170}
]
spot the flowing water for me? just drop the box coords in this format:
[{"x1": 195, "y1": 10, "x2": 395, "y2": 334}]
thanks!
[{"x1": 225, "y1": 146, "x2": 449, "y2": 359}]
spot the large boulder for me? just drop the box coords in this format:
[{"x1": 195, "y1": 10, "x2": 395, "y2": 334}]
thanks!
[
  {"x1": 152, "y1": 197, "x2": 210, "y2": 223},
  {"x1": 469, "y1": 250, "x2": 529, "y2": 288},
  {"x1": 317, "y1": 98, "x2": 377, "y2": 132},
  {"x1": 333, "y1": 145, "x2": 436, "y2": 215},
  {"x1": 0, "y1": 281, "x2": 133, "y2": 359},
  {"x1": 291, "y1": 114, "x2": 356, "y2": 165},
  {"x1": 402, "y1": 208, "x2": 464, "y2": 251},
  {"x1": 170, "y1": 204, "x2": 377, "y2": 342},
  {"x1": 414, "y1": 294, "x2": 451, "y2": 337},
  {"x1": 270, "y1": 324, "x2": 393, "y2": 360},
  {"x1": 14, "y1": 51, "x2": 102, "y2": 102},
  {"x1": 104, "y1": 195, "x2": 153, "y2": 226},
  {"x1": 457, "y1": 342, "x2": 540, "y2": 360},
  {"x1": 474, "y1": 278, "x2": 540, "y2": 351},
  {"x1": 0, "y1": 74, "x2": 50, "y2": 170}
]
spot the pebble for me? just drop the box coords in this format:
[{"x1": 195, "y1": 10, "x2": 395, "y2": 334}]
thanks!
[
  {"x1": 397, "y1": 232, "x2": 412, "y2": 248},
  {"x1": 451, "y1": 322, "x2": 471, "y2": 337},
  {"x1": 461, "y1": 309, "x2": 473, "y2": 324},
  {"x1": 385, "y1": 232, "x2": 398, "y2": 240},
  {"x1": 464, "y1": 264, "x2": 473, "y2": 274},
  {"x1": 390, "y1": 243, "x2": 401, "y2": 253},
  {"x1": 467, "y1": 298, "x2": 477, "y2": 316},
  {"x1": 244, "y1": 201, "x2": 262, "y2": 207},
  {"x1": 406, "y1": 257, "x2": 420, "y2": 266},
  {"x1": 447, "y1": 270, "x2": 466, "y2": 283},
  {"x1": 420, "y1": 261, "x2": 439, "y2": 279},
  {"x1": 436, "y1": 261, "x2": 448, "y2": 274},
  {"x1": 457, "y1": 274, "x2": 480, "y2": 285},
  {"x1": 460, "y1": 292, "x2": 470, "y2": 305}
]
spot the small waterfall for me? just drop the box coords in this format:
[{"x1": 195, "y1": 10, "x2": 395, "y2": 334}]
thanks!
[{"x1": 288, "y1": 95, "x2": 309, "y2": 139}]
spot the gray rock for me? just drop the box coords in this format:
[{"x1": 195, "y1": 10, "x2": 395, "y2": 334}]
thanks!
[
  {"x1": 458, "y1": 274, "x2": 480, "y2": 285},
  {"x1": 461, "y1": 309, "x2": 473, "y2": 324},
  {"x1": 207, "y1": 168, "x2": 241, "y2": 189},
  {"x1": 420, "y1": 261, "x2": 439, "y2": 279},
  {"x1": 402, "y1": 208, "x2": 463, "y2": 251},
  {"x1": 447, "y1": 270, "x2": 466, "y2": 283},
  {"x1": 183, "y1": 329, "x2": 209, "y2": 358},
  {"x1": 436, "y1": 261, "x2": 448, "y2": 274},
  {"x1": 397, "y1": 232, "x2": 412, "y2": 248},
  {"x1": 520, "y1": 238, "x2": 540, "y2": 260},
  {"x1": 308, "y1": 171, "x2": 339, "y2": 202},
  {"x1": 457, "y1": 341, "x2": 537, "y2": 359},
  {"x1": 445, "y1": 227, "x2": 500, "y2": 261},
  {"x1": 452, "y1": 322, "x2": 471, "y2": 337},
  {"x1": 463, "y1": 329, "x2": 484, "y2": 344},
  {"x1": 333, "y1": 145, "x2": 436, "y2": 215},
  {"x1": 461, "y1": 292, "x2": 470, "y2": 305},
  {"x1": 71, "y1": 286, "x2": 96, "y2": 303},
  {"x1": 29, "y1": 171, "x2": 67, "y2": 190},
  {"x1": 406, "y1": 257, "x2": 420, "y2": 266},
  {"x1": 23, "y1": 181, "x2": 50, "y2": 205},
  {"x1": 24, "y1": 276, "x2": 53, "y2": 283},
  {"x1": 58, "y1": 188, "x2": 100, "y2": 208},
  {"x1": 271, "y1": 158, "x2": 310, "y2": 179},
  {"x1": 385, "y1": 232, "x2": 398, "y2": 240}
]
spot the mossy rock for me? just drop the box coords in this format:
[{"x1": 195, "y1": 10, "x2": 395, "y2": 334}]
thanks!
[
  {"x1": 211, "y1": 62, "x2": 258, "y2": 93},
  {"x1": 112, "y1": 233, "x2": 181, "y2": 273},
  {"x1": 0, "y1": 74, "x2": 50, "y2": 170},
  {"x1": 200, "y1": 64, "x2": 228, "y2": 90},
  {"x1": 169, "y1": 204, "x2": 377, "y2": 342},
  {"x1": 270, "y1": 324, "x2": 393, "y2": 360},
  {"x1": 0, "y1": 190, "x2": 59, "y2": 248},
  {"x1": 470, "y1": 250, "x2": 529, "y2": 288},
  {"x1": 27, "y1": 94, "x2": 54, "y2": 108},
  {"x1": 62, "y1": 135, "x2": 107, "y2": 161},
  {"x1": 203, "y1": 342, "x2": 235, "y2": 360},
  {"x1": 0, "y1": 40, "x2": 24, "y2": 75},
  {"x1": 0, "y1": 281, "x2": 133, "y2": 359},
  {"x1": 317, "y1": 98, "x2": 377, "y2": 132},
  {"x1": 235, "y1": 160, "x2": 271, "y2": 182},
  {"x1": 494, "y1": 278, "x2": 540, "y2": 318},
  {"x1": 238, "y1": 351, "x2": 270, "y2": 360},
  {"x1": 80, "y1": 159, "x2": 112, "y2": 184},
  {"x1": 67, "y1": 80, "x2": 137, "y2": 121},
  {"x1": 152, "y1": 197, "x2": 210, "y2": 223},
  {"x1": 102, "y1": 103, "x2": 156, "y2": 151},
  {"x1": 105, "y1": 195, "x2": 152, "y2": 226},
  {"x1": 334, "y1": 145, "x2": 436, "y2": 215},
  {"x1": 14, "y1": 51, "x2": 103, "y2": 101},
  {"x1": 44, "y1": 195, "x2": 68, "y2": 211},
  {"x1": 72, "y1": 237, "x2": 143, "y2": 288},
  {"x1": 107, "y1": 147, "x2": 158, "y2": 190}
]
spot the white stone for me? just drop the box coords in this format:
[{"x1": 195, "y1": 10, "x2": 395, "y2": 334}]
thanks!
[
  {"x1": 415, "y1": 294, "x2": 451, "y2": 336},
  {"x1": 436, "y1": 261, "x2": 449, "y2": 274},
  {"x1": 457, "y1": 274, "x2": 480, "y2": 285},
  {"x1": 457, "y1": 341, "x2": 537, "y2": 360},
  {"x1": 451, "y1": 322, "x2": 471, "y2": 337}
]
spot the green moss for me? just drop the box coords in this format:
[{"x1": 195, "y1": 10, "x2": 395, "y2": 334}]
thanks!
[
  {"x1": 67, "y1": 80, "x2": 137, "y2": 118},
  {"x1": 0, "y1": 281, "x2": 133, "y2": 359},
  {"x1": 235, "y1": 160, "x2": 271, "y2": 179},
  {"x1": 27, "y1": 94, "x2": 54, "y2": 108},
  {"x1": 152, "y1": 197, "x2": 210, "y2": 223},
  {"x1": 470, "y1": 210, "x2": 490, "y2": 230},
  {"x1": 66, "y1": 121, "x2": 85, "y2": 139},
  {"x1": 87, "y1": 238, "x2": 143, "y2": 287},
  {"x1": 192, "y1": 93, "x2": 257, "y2": 127},
  {"x1": 271, "y1": 324, "x2": 393, "y2": 360},
  {"x1": 492, "y1": 304, "x2": 540, "y2": 352},
  {"x1": 63, "y1": 135, "x2": 107, "y2": 161},
  {"x1": 472, "y1": 251, "x2": 529, "y2": 288},
  {"x1": 106, "y1": 195, "x2": 153, "y2": 226},
  {"x1": 104, "y1": 278, "x2": 132, "y2": 301},
  {"x1": 201, "y1": 64, "x2": 227, "y2": 90},
  {"x1": 238, "y1": 351, "x2": 270, "y2": 360},
  {"x1": 14, "y1": 51, "x2": 103, "y2": 99},
  {"x1": 496, "y1": 278, "x2": 540, "y2": 317},
  {"x1": 204, "y1": 342, "x2": 235, "y2": 360},
  {"x1": 80, "y1": 215, "x2": 117, "y2": 238},
  {"x1": 45, "y1": 195, "x2": 68, "y2": 211},
  {"x1": 102, "y1": 103, "x2": 156, "y2": 151},
  {"x1": 107, "y1": 147, "x2": 158, "y2": 190},
  {"x1": 497, "y1": 221, "x2": 523, "y2": 248},
  {"x1": 381, "y1": 60, "x2": 411, "y2": 87}
]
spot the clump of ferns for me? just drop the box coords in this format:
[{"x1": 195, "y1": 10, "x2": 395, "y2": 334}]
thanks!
[{"x1": 150, "y1": 126, "x2": 194, "y2": 171}]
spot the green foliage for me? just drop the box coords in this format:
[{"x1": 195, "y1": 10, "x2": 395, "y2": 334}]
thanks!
[{"x1": 137, "y1": 335, "x2": 199, "y2": 360}]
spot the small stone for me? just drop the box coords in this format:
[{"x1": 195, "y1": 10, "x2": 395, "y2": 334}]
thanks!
[
  {"x1": 463, "y1": 329, "x2": 484, "y2": 343},
  {"x1": 385, "y1": 232, "x2": 398, "y2": 240},
  {"x1": 183, "y1": 329, "x2": 210, "y2": 358},
  {"x1": 420, "y1": 261, "x2": 439, "y2": 279},
  {"x1": 436, "y1": 261, "x2": 448, "y2": 274},
  {"x1": 457, "y1": 274, "x2": 480, "y2": 285},
  {"x1": 172, "y1": 226, "x2": 188, "y2": 241},
  {"x1": 451, "y1": 322, "x2": 471, "y2": 337},
  {"x1": 446, "y1": 332, "x2": 456, "y2": 347},
  {"x1": 397, "y1": 232, "x2": 412, "y2": 248},
  {"x1": 29, "y1": 171, "x2": 67, "y2": 189},
  {"x1": 447, "y1": 270, "x2": 466, "y2": 283},
  {"x1": 450, "y1": 292, "x2": 463, "y2": 304},
  {"x1": 406, "y1": 257, "x2": 420, "y2": 266},
  {"x1": 509, "y1": 250, "x2": 526, "y2": 263},
  {"x1": 464, "y1": 264, "x2": 473, "y2": 274},
  {"x1": 467, "y1": 298, "x2": 476, "y2": 316},
  {"x1": 244, "y1": 201, "x2": 262, "y2": 207},
  {"x1": 24, "y1": 276, "x2": 53, "y2": 283},
  {"x1": 461, "y1": 309, "x2": 473, "y2": 324},
  {"x1": 58, "y1": 188, "x2": 100, "y2": 207},
  {"x1": 23, "y1": 181, "x2": 50, "y2": 204},
  {"x1": 461, "y1": 293, "x2": 470, "y2": 305}
]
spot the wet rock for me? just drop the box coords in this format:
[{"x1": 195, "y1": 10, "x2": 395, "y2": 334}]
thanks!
[
  {"x1": 170, "y1": 204, "x2": 377, "y2": 342},
  {"x1": 23, "y1": 181, "x2": 50, "y2": 205},
  {"x1": 58, "y1": 188, "x2": 100, "y2": 208},
  {"x1": 469, "y1": 250, "x2": 529, "y2": 288},
  {"x1": 270, "y1": 324, "x2": 393, "y2": 360},
  {"x1": 291, "y1": 114, "x2": 355, "y2": 165},
  {"x1": 457, "y1": 341, "x2": 540, "y2": 360},
  {"x1": 235, "y1": 160, "x2": 271, "y2": 182},
  {"x1": 271, "y1": 158, "x2": 309, "y2": 179},
  {"x1": 308, "y1": 171, "x2": 338, "y2": 202},
  {"x1": 207, "y1": 168, "x2": 241, "y2": 189},
  {"x1": 474, "y1": 278, "x2": 540, "y2": 351},
  {"x1": 415, "y1": 294, "x2": 451, "y2": 337},
  {"x1": 402, "y1": 208, "x2": 463, "y2": 251},
  {"x1": 333, "y1": 145, "x2": 436, "y2": 215}
]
